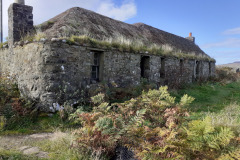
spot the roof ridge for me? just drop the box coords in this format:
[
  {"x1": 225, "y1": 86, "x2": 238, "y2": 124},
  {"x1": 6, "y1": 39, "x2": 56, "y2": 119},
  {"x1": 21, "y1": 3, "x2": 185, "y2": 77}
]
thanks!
[{"x1": 38, "y1": 6, "x2": 208, "y2": 56}]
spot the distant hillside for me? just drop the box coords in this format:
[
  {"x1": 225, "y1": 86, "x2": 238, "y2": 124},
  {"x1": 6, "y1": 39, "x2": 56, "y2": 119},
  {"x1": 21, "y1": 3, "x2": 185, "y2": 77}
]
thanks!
[{"x1": 218, "y1": 61, "x2": 240, "y2": 72}]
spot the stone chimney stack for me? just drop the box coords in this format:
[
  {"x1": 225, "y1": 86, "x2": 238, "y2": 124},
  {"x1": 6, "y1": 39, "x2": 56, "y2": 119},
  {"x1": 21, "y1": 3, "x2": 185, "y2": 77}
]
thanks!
[
  {"x1": 14, "y1": 0, "x2": 25, "y2": 5},
  {"x1": 185, "y1": 32, "x2": 195, "y2": 43},
  {"x1": 8, "y1": 0, "x2": 33, "y2": 47}
]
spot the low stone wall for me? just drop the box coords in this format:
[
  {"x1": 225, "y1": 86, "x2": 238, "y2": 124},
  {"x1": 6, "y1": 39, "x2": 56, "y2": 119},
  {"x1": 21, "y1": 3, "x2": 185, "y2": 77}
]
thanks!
[{"x1": 0, "y1": 41, "x2": 215, "y2": 111}]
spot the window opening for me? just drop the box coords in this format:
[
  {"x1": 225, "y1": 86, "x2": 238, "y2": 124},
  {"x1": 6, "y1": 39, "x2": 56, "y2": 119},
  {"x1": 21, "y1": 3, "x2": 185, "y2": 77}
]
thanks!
[
  {"x1": 91, "y1": 52, "x2": 103, "y2": 82},
  {"x1": 180, "y1": 59, "x2": 184, "y2": 75},
  {"x1": 160, "y1": 58, "x2": 165, "y2": 78},
  {"x1": 140, "y1": 56, "x2": 150, "y2": 79}
]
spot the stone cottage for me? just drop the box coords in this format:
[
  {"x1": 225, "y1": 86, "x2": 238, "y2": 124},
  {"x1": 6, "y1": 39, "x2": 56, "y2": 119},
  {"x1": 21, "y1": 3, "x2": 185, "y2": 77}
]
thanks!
[{"x1": 0, "y1": 1, "x2": 215, "y2": 111}]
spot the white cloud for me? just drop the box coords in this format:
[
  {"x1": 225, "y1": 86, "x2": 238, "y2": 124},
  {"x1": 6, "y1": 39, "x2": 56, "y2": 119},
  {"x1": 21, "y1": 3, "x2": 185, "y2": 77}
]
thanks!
[
  {"x1": 1, "y1": 0, "x2": 137, "y2": 40},
  {"x1": 223, "y1": 27, "x2": 240, "y2": 35},
  {"x1": 97, "y1": 0, "x2": 137, "y2": 21},
  {"x1": 201, "y1": 38, "x2": 240, "y2": 48}
]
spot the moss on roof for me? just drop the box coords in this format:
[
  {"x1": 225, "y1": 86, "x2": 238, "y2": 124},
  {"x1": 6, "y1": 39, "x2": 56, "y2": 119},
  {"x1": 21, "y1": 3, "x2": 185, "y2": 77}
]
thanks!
[
  {"x1": 36, "y1": 7, "x2": 212, "y2": 59},
  {"x1": 65, "y1": 35, "x2": 215, "y2": 62}
]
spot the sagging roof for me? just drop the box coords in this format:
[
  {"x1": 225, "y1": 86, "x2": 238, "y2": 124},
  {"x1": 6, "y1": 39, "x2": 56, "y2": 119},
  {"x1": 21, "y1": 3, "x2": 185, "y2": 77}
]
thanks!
[{"x1": 38, "y1": 7, "x2": 207, "y2": 56}]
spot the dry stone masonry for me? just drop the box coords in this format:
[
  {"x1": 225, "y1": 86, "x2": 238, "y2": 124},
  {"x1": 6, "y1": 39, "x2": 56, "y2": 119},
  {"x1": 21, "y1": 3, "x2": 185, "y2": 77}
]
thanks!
[
  {"x1": 8, "y1": 1, "x2": 33, "y2": 47},
  {"x1": 0, "y1": 1, "x2": 216, "y2": 112}
]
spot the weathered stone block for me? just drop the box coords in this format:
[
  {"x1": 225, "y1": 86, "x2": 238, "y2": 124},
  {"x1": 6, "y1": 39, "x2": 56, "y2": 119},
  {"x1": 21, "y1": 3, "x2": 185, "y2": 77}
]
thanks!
[{"x1": 8, "y1": 3, "x2": 33, "y2": 47}]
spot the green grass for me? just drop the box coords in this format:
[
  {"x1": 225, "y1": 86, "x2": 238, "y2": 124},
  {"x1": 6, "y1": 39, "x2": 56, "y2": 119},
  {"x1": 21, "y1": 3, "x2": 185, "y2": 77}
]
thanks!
[
  {"x1": 0, "y1": 149, "x2": 42, "y2": 160},
  {"x1": 1, "y1": 80, "x2": 240, "y2": 135},
  {"x1": 1, "y1": 81, "x2": 239, "y2": 159},
  {"x1": 30, "y1": 131, "x2": 92, "y2": 160},
  {"x1": 0, "y1": 41, "x2": 8, "y2": 48},
  {"x1": 4, "y1": 81, "x2": 239, "y2": 135},
  {"x1": 0, "y1": 113, "x2": 80, "y2": 135},
  {"x1": 172, "y1": 81, "x2": 240, "y2": 119}
]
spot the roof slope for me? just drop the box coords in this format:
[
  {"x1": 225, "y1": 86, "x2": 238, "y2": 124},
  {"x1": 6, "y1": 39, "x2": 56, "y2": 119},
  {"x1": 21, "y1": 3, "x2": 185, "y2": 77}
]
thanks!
[{"x1": 39, "y1": 7, "x2": 207, "y2": 56}]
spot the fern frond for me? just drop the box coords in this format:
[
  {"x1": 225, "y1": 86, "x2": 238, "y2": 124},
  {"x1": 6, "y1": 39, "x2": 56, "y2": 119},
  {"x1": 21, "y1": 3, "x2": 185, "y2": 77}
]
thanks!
[
  {"x1": 91, "y1": 93, "x2": 105, "y2": 105},
  {"x1": 179, "y1": 94, "x2": 195, "y2": 107},
  {"x1": 218, "y1": 149, "x2": 240, "y2": 160},
  {"x1": 188, "y1": 117, "x2": 214, "y2": 135}
]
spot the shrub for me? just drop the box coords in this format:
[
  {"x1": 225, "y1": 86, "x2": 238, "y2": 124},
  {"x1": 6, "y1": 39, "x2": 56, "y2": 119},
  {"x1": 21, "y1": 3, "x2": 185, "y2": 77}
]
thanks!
[
  {"x1": 72, "y1": 86, "x2": 239, "y2": 159},
  {"x1": 215, "y1": 67, "x2": 240, "y2": 83},
  {"x1": 72, "y1": 86, "x2": 193, "y2": 159},
  {"x1": 218, "y1": 149, "x2": 240, "y2": 160},
  {"x1": 179, "y1": 117, "x2": 235, "y2": 159},
  {"x1": 0, "y1": 75, "x2": 37, "y2": 131}
]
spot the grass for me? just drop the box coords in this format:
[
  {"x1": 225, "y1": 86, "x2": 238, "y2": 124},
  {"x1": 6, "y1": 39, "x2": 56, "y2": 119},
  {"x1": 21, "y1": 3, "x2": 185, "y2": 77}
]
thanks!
[
  {"x1": 206, "y1": 103, "x2": 240, "y2": 134},
  {"x1": 0, "y1": 113, "x2": 80, "y2": 135},
  {"x1": 0, "y1": 41, "x2": 8, "y2": 48},
  {"x1": 172, "y1": 81, "x2": 240, "y2": 120},
  {"x1": 20, "y1": 32, "x2": 46, "y2": 42},
  {"x1": 18, "y1": 31, "x2": 216, "y2": 62},
  {"x1": 1, "y1": 80, "x2": 240, "y2": 159},
  {"x1": 0, "y1": 149, "x2": 42, "y2": 160},
  {"x1": 0, "y1": 131, "x2": 92, "y2": 160},
  {"x1": 66, "y1": 35, "x2": 216, "y2": 62},
  {"x1": 4, "y1": 79, "x2": 240, "y2": 135},
  {"x1": 30, "y1": 131, "x2": 92, "y2": 160}
]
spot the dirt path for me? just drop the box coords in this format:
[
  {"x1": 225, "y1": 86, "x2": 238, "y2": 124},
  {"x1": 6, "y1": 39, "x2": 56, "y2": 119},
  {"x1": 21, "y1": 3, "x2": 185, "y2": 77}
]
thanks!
[{"x1": 0, "y1": 133, "x2": 55, "y2": 159}]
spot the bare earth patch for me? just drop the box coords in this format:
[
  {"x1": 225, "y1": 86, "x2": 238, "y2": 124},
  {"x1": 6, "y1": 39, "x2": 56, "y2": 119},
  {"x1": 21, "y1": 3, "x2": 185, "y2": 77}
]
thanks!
[{"x1": 0, "y1": 133, "x2": 55, "y2": 159}]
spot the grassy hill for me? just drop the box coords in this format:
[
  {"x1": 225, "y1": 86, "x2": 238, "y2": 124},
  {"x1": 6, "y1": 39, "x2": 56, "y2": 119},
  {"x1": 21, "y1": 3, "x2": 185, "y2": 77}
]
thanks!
[{"x1": 218, "y1": 61, "x2": 240, "y2": 72}]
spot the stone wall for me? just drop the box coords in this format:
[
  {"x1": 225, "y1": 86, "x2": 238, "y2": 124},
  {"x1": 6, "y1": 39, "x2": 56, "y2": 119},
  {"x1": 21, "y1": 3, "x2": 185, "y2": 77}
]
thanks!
[
  {"x1": 209, "y1": 62, "x2": 216, "y2": 77},
  {"x1": 0, "y1": 43, "x2": 48, "y2": 107},
  {"x1": 104, "y1": 51, "x2": 141, "y2": 86},
  {"x1": 149, "y1": 55, "x2": 161, "y2": 84},
  {"x1": 0, "y1": 41, "x2": 215, "y2": 111}
]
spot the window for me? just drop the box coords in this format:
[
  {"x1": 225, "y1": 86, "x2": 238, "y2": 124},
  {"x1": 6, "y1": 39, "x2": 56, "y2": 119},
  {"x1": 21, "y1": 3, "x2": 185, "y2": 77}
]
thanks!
[
  {"x1": 160, "y1": 58, "x2": 165, "y2": 78},
  {"x1": 140, "y1": 56, "x2": 150, "y2": 79},
  {"x1": 196, "y1": 61, "x2": 200, "y2": 78},
  {"x1": 180, "y1": 59, "x2": 184, "y2": 75},
  {"x1": 91, "y1": 51, "x2": 103, "y2": 82},
  {"x1": 209, "y1": 62, "x2": 212, "y2": 76}
]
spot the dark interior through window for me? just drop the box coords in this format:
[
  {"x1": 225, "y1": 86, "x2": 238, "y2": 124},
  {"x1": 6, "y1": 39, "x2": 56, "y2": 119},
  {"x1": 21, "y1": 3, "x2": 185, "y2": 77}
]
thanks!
[
  {"x1": 140, "y1": 56, "x2": 150, "y2": 79},
  {"x1": 160, "y1": 58, "x2": 165, "y2": 78},
  {"x1": 209, "y1": 62, "x2": 212, "y2": 76},
  {"x1": 180, "y1": 59, "x2": 184, "y2": 75},
  {"x1": 196, "y1": 61, "x2": 200, "y2": 78}
]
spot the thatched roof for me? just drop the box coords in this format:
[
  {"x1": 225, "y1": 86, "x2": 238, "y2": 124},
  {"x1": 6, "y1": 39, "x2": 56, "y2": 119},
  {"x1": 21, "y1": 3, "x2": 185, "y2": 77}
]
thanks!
[{"x1": 39, "y1": 7, "x2": 207, "y2": 56}]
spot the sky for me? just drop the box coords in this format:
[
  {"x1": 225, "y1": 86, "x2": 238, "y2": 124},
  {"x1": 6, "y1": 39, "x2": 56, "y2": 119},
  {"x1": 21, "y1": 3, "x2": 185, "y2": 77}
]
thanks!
[{"x1": 2, "y1": 0, "x2": 240, "y2": 65}]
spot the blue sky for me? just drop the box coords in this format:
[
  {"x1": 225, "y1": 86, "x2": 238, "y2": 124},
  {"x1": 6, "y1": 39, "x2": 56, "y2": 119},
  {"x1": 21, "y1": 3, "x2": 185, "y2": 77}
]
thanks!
[
  {"x1": 123, "y1": 0, "x2": 240, "y2": 65},
  {"x1": 3, "y1": 0, "x2": 240, "y2": 64}
]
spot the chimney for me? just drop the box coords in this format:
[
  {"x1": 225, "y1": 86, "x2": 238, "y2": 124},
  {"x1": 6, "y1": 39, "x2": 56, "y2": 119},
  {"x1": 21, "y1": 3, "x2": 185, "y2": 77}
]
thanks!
[
  {"x1": 0, "y1": 0, "x2": 3, "y2": 43},
  {"x1": 8, "y1": 0, "x2": 33, "y2": 47},
  {"x1": 185, "y1": 32, "x2": 195, "y2": 43},
  {"x1": 14, "y1": 0, "x2": 25, "y2": 5}
]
